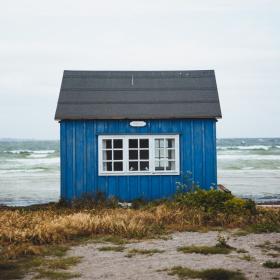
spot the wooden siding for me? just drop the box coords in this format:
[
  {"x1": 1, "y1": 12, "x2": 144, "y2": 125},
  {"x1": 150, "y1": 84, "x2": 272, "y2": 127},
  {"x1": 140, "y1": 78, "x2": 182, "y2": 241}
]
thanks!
[{"x1": 60, "y1": 119, "x2": 217, "y2": 201}]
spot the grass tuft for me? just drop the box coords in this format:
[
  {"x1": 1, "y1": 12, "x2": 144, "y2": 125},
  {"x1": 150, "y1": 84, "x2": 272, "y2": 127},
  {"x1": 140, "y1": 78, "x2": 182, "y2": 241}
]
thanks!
[
  {"x1": 33, "y1": 269, "x2": 81, "y2": 279},
  {"x1": 168, "y1": 266, "x2": 247, "y2": 280},
  {"x1": 236, "y1": 249, "x2": 248, "y2": 253},
  {"x1": 98, "y1": 246, "x2": 125, "y2": 252},
  {"x1": 238, "y1": 254, "x2": 255, "y2": 262},
  {"x1": 42, "y1": 257, "x2": 83, "y2": 270},
  {"x1": 177, "y1": 245, "x2": 232, "y2": 255},
  {"x1": 249, "y1": 223, "x2": 280, "y2": 234},
  {"x1": 263, "y1": 260, "x2": 280, "y2": 269},
  {"x1": 126, "y1": 248, "x2": 164, "y2": 257}
]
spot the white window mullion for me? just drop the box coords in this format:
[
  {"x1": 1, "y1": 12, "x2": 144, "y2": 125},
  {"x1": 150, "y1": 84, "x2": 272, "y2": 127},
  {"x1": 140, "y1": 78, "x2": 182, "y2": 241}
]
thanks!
[
  {"x1": 150, "y1": 137, "x2": 155, "y2": 174},
  {"x1": 124, "y1": 136, "x2": 128, "y2": 173},
  {"x1": 98, "y1": 136, "x2": 103, "y2": 173},
  {"x1": 175, "y1": 135, "x2": 180, "y2": 173}
]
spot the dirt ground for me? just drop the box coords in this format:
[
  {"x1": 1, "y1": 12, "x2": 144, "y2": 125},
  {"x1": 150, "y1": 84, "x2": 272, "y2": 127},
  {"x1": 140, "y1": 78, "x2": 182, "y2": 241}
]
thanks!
[{"x1": 26, "y1": 231, "x2": 280, "y2": 280}]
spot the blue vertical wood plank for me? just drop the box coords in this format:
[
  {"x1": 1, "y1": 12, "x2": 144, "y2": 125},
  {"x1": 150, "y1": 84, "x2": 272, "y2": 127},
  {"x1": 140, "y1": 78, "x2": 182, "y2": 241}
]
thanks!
[
  {"x1": 60, "y1": 121, "x2": 66, "y2": 199},
  {"x1": 75, "y1": 121, "x2": 84, "y2": 198},
  {"x1": 201, "y1": 121, "x2": 206, "y2": 188},
  {"x1": 204, "y1": 120, "x2": 216, "y2": 189},
  {"x1": 85, "y1": 121, "x2": 93, "y2": 193},
  {"x1": 213, "y1": 121, "x2": 217, "y2": 185},
  {"x1": 65, "y1": 121, "x2": 74, "y2": 200},
  {"x1": 83, "y1": 121, "x2": 87, "y2": 194},
  {"x1": 193, "y1": 120, "x2": 203, "y2": 187}
]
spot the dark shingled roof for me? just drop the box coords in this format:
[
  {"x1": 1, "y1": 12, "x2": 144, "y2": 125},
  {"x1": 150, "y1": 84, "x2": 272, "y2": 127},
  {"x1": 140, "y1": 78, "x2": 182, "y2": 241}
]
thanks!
[{"x1": 55, "y1": 70, "x2": 222, "y2": 120}]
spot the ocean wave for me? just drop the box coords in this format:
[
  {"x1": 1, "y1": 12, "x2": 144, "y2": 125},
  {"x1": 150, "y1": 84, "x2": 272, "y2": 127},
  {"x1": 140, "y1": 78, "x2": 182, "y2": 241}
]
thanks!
[
  {"x1": 0, "y1": 168, "x2": 48, "y2": 174},
  {"x1": 3, "y1": 149, "x2": 56, "y2": 154},
  {"x1": 217, "y1": 145, "x2": 278, "y2": 151},
  {"x1": 218, "y1": 154, "x2": 280, "y2": 160},
  {"x1": 4, "y1": 157, "x2": 59, "y2": 165}
]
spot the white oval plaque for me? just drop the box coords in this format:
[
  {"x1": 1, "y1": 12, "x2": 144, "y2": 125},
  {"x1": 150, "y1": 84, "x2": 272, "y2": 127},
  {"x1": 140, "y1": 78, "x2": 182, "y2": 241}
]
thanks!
[{"x1": 130, "y1": 121, "x2": 146, "y2": 127}]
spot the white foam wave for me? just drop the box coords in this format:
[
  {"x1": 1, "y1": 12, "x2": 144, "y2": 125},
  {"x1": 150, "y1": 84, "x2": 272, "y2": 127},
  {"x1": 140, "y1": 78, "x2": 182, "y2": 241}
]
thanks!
[
  {"x1": 218, "y1": 154, "x2": 280, "y2": 160},
  {"x1": 4, "y1": 149, "x2": 56, "y2": 154},
  {"x1": 217, "y1": 145, "x2": 273, "y2": 151},
  {"x1": 0, "y1": 169, "x2": 46, "y2": 174},
  {"x1": 5, "y1": 157, "x2": 59, "y2": 166},
  {"x1": 28, "y1": 154, "x2": 49, "y2": 158}
]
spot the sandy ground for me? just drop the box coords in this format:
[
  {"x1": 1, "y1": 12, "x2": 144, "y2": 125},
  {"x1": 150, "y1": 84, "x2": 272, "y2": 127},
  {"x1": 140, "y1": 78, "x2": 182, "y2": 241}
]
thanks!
[
  {"x1": 61, "y1": 231, "x2": 280, "y2": 280},
  {"x1": 23, "y1": 231, "x2": 280, "y2": 280}
]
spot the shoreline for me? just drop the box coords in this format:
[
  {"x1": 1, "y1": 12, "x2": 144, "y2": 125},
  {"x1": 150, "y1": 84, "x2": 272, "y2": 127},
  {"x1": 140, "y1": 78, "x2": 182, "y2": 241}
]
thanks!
[{"x1": 1, "y1": 199, "x2": 280, "y2": 209}]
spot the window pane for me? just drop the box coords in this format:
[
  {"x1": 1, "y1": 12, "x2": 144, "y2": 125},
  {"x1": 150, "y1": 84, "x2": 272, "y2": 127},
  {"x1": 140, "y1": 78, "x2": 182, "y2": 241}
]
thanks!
[
  {"x1": 166, "y1": 139, "x2": 175, "y2": 148},
  {"x1": 155, "y1": 148, "x2": 165, "y2": 159},
  {"x1": 155, "y1": 139, "x2": 164, "y2": 148},
  {"x1": 140, "y1": 139, "x2": 149, "y2": 148},
  {"x1": 129, "y1": 161, "x2": 138, "y2": 171},
  {"x1": 155, "y1": 160, "x2": 164, "y2": 171},
  {"x1": 103, "y1": 162, "x2": 112, "y2": 171},
  {"x1": 166, "y1": 161, "x2": 175, "y2": 171},
  {"x1": 103, "y1": 139, "x2": 112, "y2": 149},
  {"x1": 114, "y1": 139, "x2": 123, "y2": 148},
  {"x1": 103, "y1": 150, "x2": 112, "y2": 160},
  {"x1": 129, "y1": 139, "x2": 138, "y2": 148},
  {"x1": 140, "y1": 149, "x2": 149, "y2": 159},
  {"x1": 114, "y1": 150, "x2": 123, "y2": 160},
  {"x1": 114, "y1": 162, "x2": 123, "y2": 171},
  {"x1": 129, "y1": 149, "x2": 138, "y2": 160},
  {"x1": 140, "y1": 161, "x2": 149, "y2": 171},
  {"x1": 167, "y1": 149, "x2": 175, "y2": 160}
]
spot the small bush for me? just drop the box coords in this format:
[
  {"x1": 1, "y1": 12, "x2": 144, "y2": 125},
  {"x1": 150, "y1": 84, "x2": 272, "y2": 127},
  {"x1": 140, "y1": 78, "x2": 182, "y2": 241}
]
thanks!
[
  {"x1": 224, "y1": 198, "x2": 257, "y2": 215},
  {"x1": 216, "y1": 233, "x2": 231, "y2": 249},
  {"x1": 174, "y1": 188, "x2": 256, "y2": 216},
  {"x1": 174, "y1": 189, "x2": 233, "y2": 212}
]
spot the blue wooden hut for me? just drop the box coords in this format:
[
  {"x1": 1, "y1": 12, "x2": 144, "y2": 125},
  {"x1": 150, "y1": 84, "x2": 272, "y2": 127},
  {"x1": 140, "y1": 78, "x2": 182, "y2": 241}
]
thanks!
[{"x1": 55, "y1": 70, "x2": 222, "y2": 201}]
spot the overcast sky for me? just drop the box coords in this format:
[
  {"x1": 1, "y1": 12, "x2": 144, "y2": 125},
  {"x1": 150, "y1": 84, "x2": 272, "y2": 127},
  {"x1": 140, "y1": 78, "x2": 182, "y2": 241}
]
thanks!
[{"x1": 0, "y1": 0, "x2": 279, "y2": 139}]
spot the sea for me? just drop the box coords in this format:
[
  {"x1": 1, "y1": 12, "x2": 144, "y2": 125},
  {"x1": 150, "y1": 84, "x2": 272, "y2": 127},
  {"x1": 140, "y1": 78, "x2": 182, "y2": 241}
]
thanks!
[{"x1": 0, "y1": 138, "x2": 279, "y2": 206}]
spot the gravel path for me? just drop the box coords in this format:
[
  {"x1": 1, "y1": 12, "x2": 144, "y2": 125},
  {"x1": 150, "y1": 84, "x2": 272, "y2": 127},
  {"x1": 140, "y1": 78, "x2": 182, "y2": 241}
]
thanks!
[{"x1": 65, "y1": 231, "x2": 280, "y2": 280}]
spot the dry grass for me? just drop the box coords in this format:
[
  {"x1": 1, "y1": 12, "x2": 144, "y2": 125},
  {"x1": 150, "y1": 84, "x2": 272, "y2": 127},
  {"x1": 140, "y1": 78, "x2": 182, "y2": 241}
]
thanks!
[{"x1": 0, "y1": 203, "x2": 279, "y2": 260}]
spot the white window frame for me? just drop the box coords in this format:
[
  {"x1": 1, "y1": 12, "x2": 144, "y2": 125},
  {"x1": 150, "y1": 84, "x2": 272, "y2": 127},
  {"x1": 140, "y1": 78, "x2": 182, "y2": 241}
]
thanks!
[{"x1": 98, "y1": 134, "x2": 180, "y2": 176}]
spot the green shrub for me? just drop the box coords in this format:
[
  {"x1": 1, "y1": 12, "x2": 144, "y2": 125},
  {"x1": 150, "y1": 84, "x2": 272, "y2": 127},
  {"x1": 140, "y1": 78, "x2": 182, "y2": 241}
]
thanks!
[
  {"x1": 174, "y1": 189, "x2": 232, "y2": 212},
  {"x1": 224, "y1": 197, "x2": 256, "y2": 215},
  {"x1": 174, "y1": 188, "x2": 256, "y2": 217}
]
